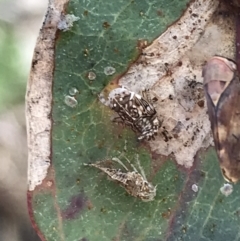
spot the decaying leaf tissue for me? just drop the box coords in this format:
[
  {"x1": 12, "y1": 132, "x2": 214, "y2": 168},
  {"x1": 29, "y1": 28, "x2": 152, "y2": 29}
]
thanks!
[
  {"x1": 203, "y1": 56, "x2": 240, "y2": 183},
  {"x1": 84, "y1": 157, "x2": 156, "y2": 202}
]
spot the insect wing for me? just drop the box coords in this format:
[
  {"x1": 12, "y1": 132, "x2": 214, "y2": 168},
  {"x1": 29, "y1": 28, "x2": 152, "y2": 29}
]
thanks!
[
  {"x1": 133, "y1": 94, "x2": 156, "y2": 116},
  {"x1": 111, "y1": 94, "x2": 136, "y2": 124}
]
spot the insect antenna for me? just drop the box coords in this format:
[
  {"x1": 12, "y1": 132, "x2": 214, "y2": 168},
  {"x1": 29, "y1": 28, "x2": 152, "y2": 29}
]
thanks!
[
  {"x1": 111, "y1": 157, "x2": 129, "y2": 171},
  {"x1": 135, "y1": 154, "x2": 147, "y2": 181}
]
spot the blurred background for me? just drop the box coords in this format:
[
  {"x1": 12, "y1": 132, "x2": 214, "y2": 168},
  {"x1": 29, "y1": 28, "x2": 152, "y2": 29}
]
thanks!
[{"x1": 0, "y1": 0, "x2": 48, "y2": 240}]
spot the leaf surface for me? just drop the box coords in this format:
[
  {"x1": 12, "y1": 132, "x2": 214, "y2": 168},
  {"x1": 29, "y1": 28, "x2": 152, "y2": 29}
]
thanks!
[{"x1": 29, "y1": 1, "x2": 240, "y2": 241}]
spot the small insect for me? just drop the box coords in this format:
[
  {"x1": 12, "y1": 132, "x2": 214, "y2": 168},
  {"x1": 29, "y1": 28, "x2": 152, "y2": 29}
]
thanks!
[
  {"x1": 101, "y1": 85, "x2": 160, "y2": 140},
  {"x1": 202, "y1": 56, "x2": 240, "y2": 183},
  {"x1": 84, "y1": 156, "x2": 156, "y2": 202}
]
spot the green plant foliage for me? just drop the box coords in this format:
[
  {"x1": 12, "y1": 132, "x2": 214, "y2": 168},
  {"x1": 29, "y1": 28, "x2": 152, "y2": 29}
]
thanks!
[{"x1": 30, "y1": 1, "x2": 240, "y2": 240}]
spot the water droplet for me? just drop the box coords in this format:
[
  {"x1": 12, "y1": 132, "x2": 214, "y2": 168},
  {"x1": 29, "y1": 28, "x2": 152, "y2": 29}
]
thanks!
[
  {"x1": 64, "y1": 95, "x2": 78, "y2": 108},
  {"x1": 88, "y1": 71, "x2": 96, "y2": 80},
  {"x1": 191, "y1": 184, "x2": 198, "y2": 192},
  {"x1": 69, "y1": 87, "x2": 79, "y2": 95},
  {"x1": 104, "y1": 66, "x2": 116, "y2": 76},
  {"x1": 220, "y1": 183, "x2": 233, "y2": 196}
]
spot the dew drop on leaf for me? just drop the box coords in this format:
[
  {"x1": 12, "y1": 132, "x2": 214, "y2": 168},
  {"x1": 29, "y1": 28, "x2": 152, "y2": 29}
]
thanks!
[
  {"x1": 87, "y1": 71, "x2": 96, "y2": 80},
  {"x1": 64, "y1": 95, "x2": 78, "y2": 108},
  {"x1": 69, "y1": 87, "x2": 79, "y2": 95},
  {"x1": 220, "y1": 183, "x2": 233, "y2": 196},
  {"x1": 104, "y1": 66, "x2": 116, "y2": 75},
  {"x1": 191, "y1": 184, "x2": 198, "y2": 192}
]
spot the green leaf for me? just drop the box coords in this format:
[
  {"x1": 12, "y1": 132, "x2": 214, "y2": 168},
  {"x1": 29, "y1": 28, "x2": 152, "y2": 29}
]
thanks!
[
  {"x1": 29, "y1": 0, "x2": 240, "y2": 241},
  {"x1": 166, "y1": 149, "x2": 240, "y2": 241}
]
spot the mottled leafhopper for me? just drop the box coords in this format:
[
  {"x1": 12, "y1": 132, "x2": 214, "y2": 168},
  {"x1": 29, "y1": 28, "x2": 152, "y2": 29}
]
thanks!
[
  {"x1": 203, "y1": 56, "x2": 240, "y2": 183},
  {"x1": 99, "y1": 85, "x2": 160, "y2": 140},
  {"x1": 84, "y1": 156, "x2": 156, "y2": 202}
]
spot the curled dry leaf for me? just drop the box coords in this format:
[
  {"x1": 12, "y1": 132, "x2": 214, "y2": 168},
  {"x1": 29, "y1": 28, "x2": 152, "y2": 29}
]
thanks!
[{"x1": 203, "y1": 56, "x2": 240, "y2": 183}]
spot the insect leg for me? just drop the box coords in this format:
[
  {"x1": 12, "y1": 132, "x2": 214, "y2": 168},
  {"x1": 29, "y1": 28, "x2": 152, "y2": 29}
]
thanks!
[
  {"x1": 112, "y1": 116, "x2": 124, "y2": 124},
  {"x1": 141, "y1": 89, "x2": 150, "y2": 102},
  {"x1": 141, "y1": 89, "x2": 158, "y2": 104}
]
